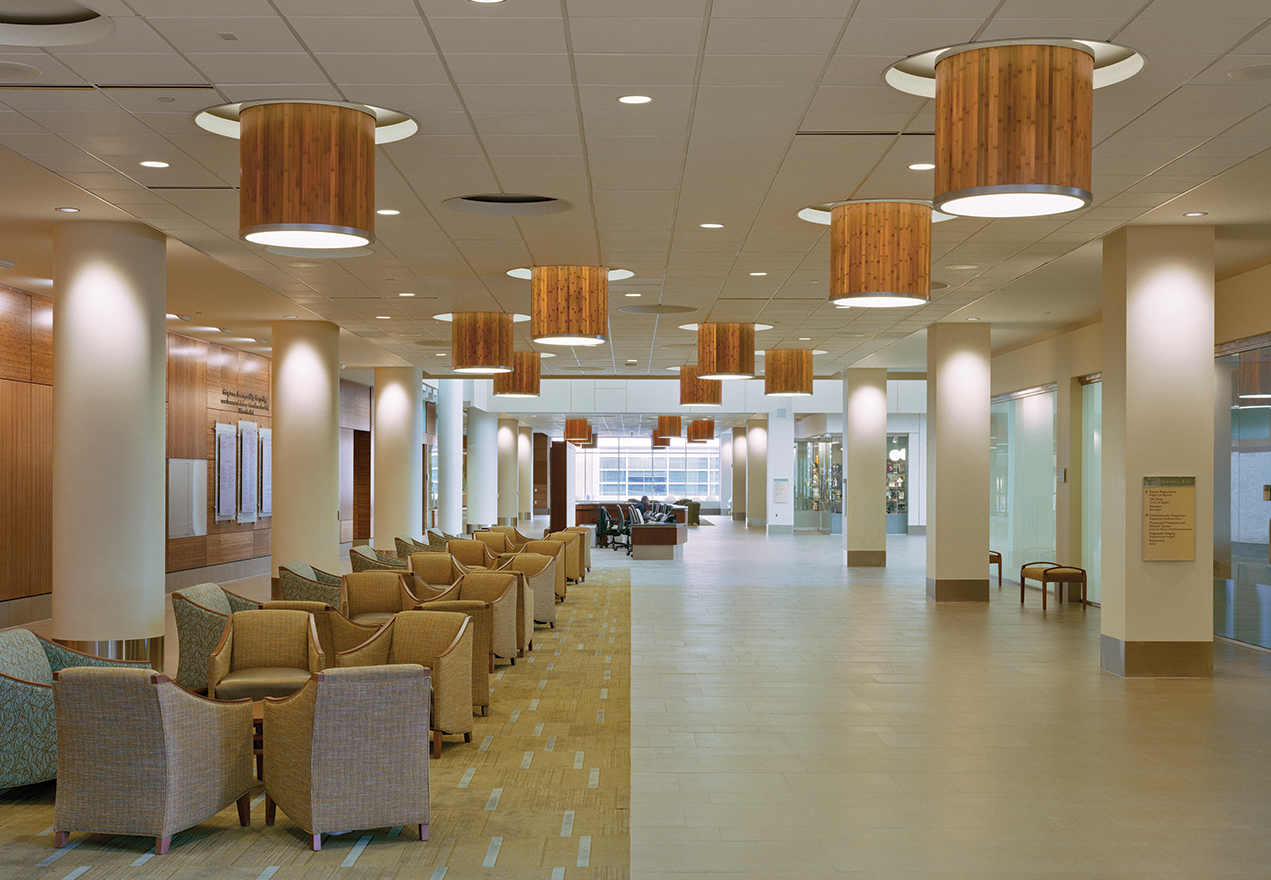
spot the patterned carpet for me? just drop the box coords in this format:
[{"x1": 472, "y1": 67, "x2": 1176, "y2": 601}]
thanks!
[{"x1": 0, "y1": 563, "x2": 631, "y2": 879}]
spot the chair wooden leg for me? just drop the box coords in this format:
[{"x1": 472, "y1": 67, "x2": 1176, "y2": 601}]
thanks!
[
  {"x1": 1042, "y1": 576, "x2": 1048, "y2": 610},
  {"x1": 419, "y1": 823, "x2": 429, "y2": 841},
  {"x1": 53, "y1": 831, "x2": 69, "y2": 848},
  {"x1": 464, "y1": 731, "x2": 473, "y2": 743},
  {"x1": 156, "y1": 836, "x2": 171, "y2": 855},
  {"x1": 509, "y1": 656, "x2": 516, "y2": 666},
  {"x1": 481, "y1": 705, "x2": 489, "y2": 717},
  {"x1": 265, "y1": 794, "x2": 277, "y2": 825},
  {"x1": 1020, "y1": 577, "x2": 1026, "y2": 605},
  {"x1": 310, "y1": 833, "x2": 322, "y2": 851},
  {"x1": 488, "y1": 654, "x2": 495, "y2": 674},
  {"x1": 432, "y1": 729, "x2": 442, "y2": 759},
  {"x1": 237, "y1": 792, "x2": 251, "y2": 826}
]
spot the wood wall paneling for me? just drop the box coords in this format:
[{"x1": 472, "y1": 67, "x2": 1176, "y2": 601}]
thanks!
[
  {"x1": 0, "y1": 380, "x2": 33, "y2": 600},
  {"x1": 166, "y1": 536, "x2": 207, "y2": 572},
  {"x1": 353, "y1": 429, "x2": 371, "y2": 542},
  {"x1": 167, "y1": 334, "x2": 209, "y2": 459},
  {"x1": 533, "y1": 432, "x2": 549, "y2": 510},
  {"x1": 29, "y1": 295, "x2": 52, "y2": 386},
  {"x1": 0, "y1": 287, "x2": 32, "y2": 383},
  {"x1": 29, "y1": 384, "x2": 51, "y2": 595}
]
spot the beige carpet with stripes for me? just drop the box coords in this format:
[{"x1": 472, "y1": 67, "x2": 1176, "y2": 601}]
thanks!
[{"x1": 0, "y1": 565, "x2": 630, "y2": 880}]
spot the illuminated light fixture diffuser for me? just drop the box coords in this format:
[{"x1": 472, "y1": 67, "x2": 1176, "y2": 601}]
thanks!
[
  {"x1": 764, "y1": 349, "x2": 814, "y2": 397},
  {"x1": 657, "y1": 416, "x2": 681, "y2": 438},
  {"x1": 451, "y1": 312, "x2": 513, "y2": 374},
  {"x1": 493, "y1": 351, "x2": 541, "y2": 397},
  {"x1": 696, "y1": 322, "x2": 755, "y2": 380},
  {"x1": 830, "y1": 200, "x2": 931, "y2": 308},
  {"x1": 531, "y1": 264, "x2": 609, "y2": 346},
  {"x1": 886, "y1": 40, "x2": 1143, "y2": 218},
  {"x1": 679, "y1": 364, "x2": 722, "y2": 406}
]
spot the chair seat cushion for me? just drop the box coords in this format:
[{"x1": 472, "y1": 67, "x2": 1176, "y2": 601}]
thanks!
[
  {"x1": 350, "y1": 611, "x2": 396, "y2": 627},
  {"x1": 1043, "y1": 567, "x2": 1085, "y2": 581},
  {"x1": 216, "y1": 667, "x2": 313, "y2": 701}
]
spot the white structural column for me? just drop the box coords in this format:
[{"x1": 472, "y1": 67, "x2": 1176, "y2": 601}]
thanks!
[
  {"x1": 52, "y1": 222, "x2": 167, "y2": 664},
  {"x1": 497, "y1": 418, "x2": 519, "y2": 526},
  {"x1": 766, "y1": 405, "x2": 794, "y2": 535},
  {"x1": 518, "y1": 426, "x2": 533, "y2": 521},
  {"x1": 926, "y1": 323, "x2": 991, "y2": 602},
  {"x1": 270, "y1": 320, "x2": 342, "y2": 573},
  {"x1": 436, "y1": 378, "x2": 464, "y2": 535},
  {"x1": 732, "y1": 428, "x2": 747, "y2": 521},
  {"x1": 746, "y1": 418, "x2": 768, "y2": 529},
  {"x1": 467, "y1": 407, "x2": 498, "y2": 530},
  {"x1": 845, "y1": 368, "x2": 888, "y2": 566},
  {"x1": 1101, "y1": 226, "x2": 1215, "y2": 677},
  {"x1": 719, "y1": 436, "x2": 732, "y2": 514},
  {"x1": 372, "y1": 366, "x2": 423, "y2": 544}
]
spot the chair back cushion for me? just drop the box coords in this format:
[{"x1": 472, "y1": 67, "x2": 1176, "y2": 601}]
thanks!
[
  {"x1": 174, "y1": 582, "x2": 233, "y2": 616},
  {"x1": 457, "y1": 572, "x2": 516, "y2": 603},
  {"x1": 0, "y1": 628, "x2": 53, "y2": 685},
  {"x1": 473, "y1": 531, "x2": 508, "y2": 554},
  {"x1": 387, "y1": 610, "x2": 469, "y2": 666},
  {"x1": 502, "y1": 552, "x2": 551, "y2": 577},
  {"x1": 279, "y1": 561, "x2": 317, "y2": 582},
  {"x1": 230, "y1": 610, "x2": 312, "y2": 670},
  {"x1": 411, "y1": 552, "x2": 456, "y2": 586},
  {"x1": 343, "y1": 572, "x2": 406, "y2": 620},
  {"x1": 448, "y1": 539, "x2": 488, "y2": 568},
  {"x1": 522, "y1": 540, "x2": 563, "y2": 560}
]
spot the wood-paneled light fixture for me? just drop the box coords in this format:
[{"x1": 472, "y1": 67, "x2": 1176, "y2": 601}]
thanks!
[
  {"x1": 657, "y1": 416, "x2": 681, "y2": 438},
  {"x1": 580, "y1": 427, "x2": 598, "y2": 449},
  {"x1": 451, "y1": 312, "x2": 513, "y2": 374},
  {"x1": 885, "y1": 39, "x2": 1142, "y2": 218},
  {"x1": 530, "y1": 265, "x2": 609, "y2": 346},
  {"x1": 493, "y1": 351, "x2": 541, "y2": 398},
  {"x1": 696, "y1": 322, "x2": 755, "y2": 380},
  {"x1": 196, "y1": 100, "x2": 417, "y2": 249},
  {"x1": 829, "y1": 200, "x2": 931, "y2": 308},
  {"x1": 764, "y1": 349, "x2": 814, "y2": 397},
  {"x1": 688, "y1": 419, "x2": 715, "y2": 443},
  {"x1": 651, "y1": 430, "x2": 670, "y2": 448},
  {"x1": 565, "y1": 419, "x2": 590, "y2": 443},
  {"x1": 679, "y1": 364, "x2": 722, "y2": 407}
]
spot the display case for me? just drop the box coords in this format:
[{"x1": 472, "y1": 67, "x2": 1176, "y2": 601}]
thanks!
[
  {"x1": 795, "y1": 436, "x2": 842, "y2": 534},
  {"x1": 886, "y1": 434, "x2": 908, "y2": 534}
]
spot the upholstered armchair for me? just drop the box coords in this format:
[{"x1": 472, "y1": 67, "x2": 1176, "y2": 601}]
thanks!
[
  {"x1": 425, "y1": 572, "x2": 519, "y2": 666},
  {"x1": 499, "y1": 552, "x2": 557, "y2": 629},
  {"x1": 52, "y1": 667, "x2": 253, "y2": 855},
  {"x1": 341, "y1": 571, "x2": 424, "y2": 626},
  {"x1": 394, "y1": 535, "x2": 428, "y2": 559},
  {"x1": 489, "y1": 525, "x2": 533, "y2": 551},
  {"x1": 261, "y1": 601, "x2": 379, "y2": 665},
  {"x1": 544, "y1": 531, "x2": 583, "y2": 584},
  {"x1": 521, "y1": 540, "x2": 568, "y2": 601},
  {"x1": 563, "y1": 525, "x2": 593, "y2": 572},
  {"x1": 483, "y1": 562, "x2": 534, "y2": 656},
  {"x1": 278, "y1": 561, "x2": 342, "y2": 608},
  {"x1": 448, "y1": 538, "x2": 496, "y2": 571},
  {"x1": 334, "y1": 610, "x2": 473, "y2": 758},
  {"x1": 473, "y1": 529, "x2": 510, "y2": 556},
  {"x1": 207, "y1": 610, "x2": 324, "y2": 701},
  {"x1": 171, "y1": 582, "x2": 262, "y2": 692},
  {"x1": 350, "y1": 545, "x2": 408, "y2": 572},
  {"x1": 0, "y1": 629, "x2": 149, "y2": 790},
  {"x1": 424, "y1": 530, "x2": 450, "y2": 550},
  {"x1": 409, "y1": 552, "x2": 463, "y2": 597},
  {"x1": 264, "y1": 665, "x2": 431, "y2": 851}
]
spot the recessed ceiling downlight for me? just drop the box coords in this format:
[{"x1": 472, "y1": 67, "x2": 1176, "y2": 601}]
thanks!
[
  {"x1": 444, "y1": 193, "x2": 572, "y2": 216},
  {"x1": 1228, "y1": 64, "x2": 1271, "y2": 81},
  {"x1": 0, "y1": 0, "x2": 114, "y2": 46},
  {"x1": 0, "y1": 60, "x2": 41, "y2": 78}
]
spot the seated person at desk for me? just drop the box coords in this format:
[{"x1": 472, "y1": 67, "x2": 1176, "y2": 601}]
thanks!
[{"x1": 636, "y1": 496, "x2": 649, "y2": 513}]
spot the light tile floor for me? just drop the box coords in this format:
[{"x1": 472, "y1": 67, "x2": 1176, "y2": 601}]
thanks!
[{"x1": 625, "y1": 519, "x2": 1271, "y2": 880}]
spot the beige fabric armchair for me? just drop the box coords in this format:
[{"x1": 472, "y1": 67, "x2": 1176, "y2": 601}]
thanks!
[
  {"x1": 563, "y1": 525, "x2": 594, "y2": 572},
  {"x1": 544, "y1": 531, "x2": 583, "y2": 584},
  {"x1": 264, "y1": 665, "x2": 431, "y2": 851},
  {"x1": 448, "y1": 538, "x2": 496, "y2": 571},
  {"x1": 409, "y1": 552, "x2": 464, "y2": 597},
  {"x1": 489, "y1": 525, "x2": 533, "y2": 550},
  {"x1": 207, "y1": 610, "x2": 324, "y2": 701},
  {"x1": 340, "y1": 571, "x2": 424, "y2": 626},
  {"x1": 261, "y1": 601, "x2": 379, "y2": 665},
  {"x1": 335, "y1": 610, "x2": 472, "y2": 758},
  {"x1": 52, "y1": 667, "x2": 253, "y2": 855},
  {"x1": 427, "y1": 572, "x2": 519, "y2": 665},
  {"x1": 499, "y1": 552, "x2": 557, "y2": 629},
  {"x1": 349, "y1": 545, "x2": 408, "y2": 572},
  {"x1": 473, "y1": 530, "x2": 510, "y2": 556},
  {"x1": 521, "y1": 540, "x2": 568, "y2": 601}
]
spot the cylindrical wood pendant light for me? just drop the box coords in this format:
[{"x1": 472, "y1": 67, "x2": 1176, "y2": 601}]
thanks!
[
  {"x1": 239, "y1": 101, "x2": 376, "y2": 248},
  {"x1": 651, "y1": 431, "x2": 670, "y2": 448},
  {"x1": 493, "y1": 351, "x2": 541, "y2": 397},
  {"x1": 581, "y1": 427, "x2": 598, "y2": 448},
  {"x1": 451, "y1": 312, "x2": 513, "y2": 374},
  {"x1": 697, "y1": 322, "x2": 755, "y2": 380},
  {"x1": 679, "y1": 364, "x2": 722, "y2": 406},
  {"x1": 829, "y1": 200, "x2": 931, "y2": 308},
  {"x1": 934, "y1": 42, "x2": 1093, "y2": 218},
  {"x1": 531, "y1": 265, "x2": 608, "y2": 346},
  {"x1": 565, "y1": 419, "x2": 590, "y2": 442},
  {"x1": 688, "y1": 419, "x2": 715, "y2": 443},
  {"x1": 764, "y1": 349, "x2": 814, "y2": 397},
  {"x1": 657, "y1": 416, "x2": 681, "y2": 438}
]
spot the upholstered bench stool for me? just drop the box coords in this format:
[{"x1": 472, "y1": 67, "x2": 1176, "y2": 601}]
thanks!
[{"x1": 1020, "y1": 562, "x2": 1087, "y2": 610}]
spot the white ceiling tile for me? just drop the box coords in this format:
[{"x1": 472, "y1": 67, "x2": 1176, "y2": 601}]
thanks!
[
  {"x1": 429, "y1": 18, "x2": 568, "y2": 55},
  {"x1": 313, "y1": 54, "x2": 451, "y2": 86},
  {"x1": 185, "y1": 52, "x2": 327, "y2": 84},
  {"x1": 146, "y1": 16, "x2": 305, "y2": 53},
  {"x1": 698, "y1": 55, "x2": 827, "y2": 87},
  {"x1": 444, "y1": 53, "x2": 573, "y2": 85},
  {"x1": 567, "y1": 17, "x2": 704, "y2": 55},
  {"x1": 837, "y1": 19, "x2": 984, "y2": 57},
  {"x1": 56, "y1": 54, "x2": 208, "y2": 85},
  {"x1": 289, "y1": 16, "x2": 433, "y2": 53}
]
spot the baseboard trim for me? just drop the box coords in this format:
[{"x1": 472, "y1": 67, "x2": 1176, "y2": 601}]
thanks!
[
  {"x1": 926, "y1": 577, "x2": 989, "y2": 603},
  {"x1": 1101, "y1": 635, "x2": 1214, "y2": 678},
  {"x1": 846, "y1": 550, "x2": 886, "y2": 567}
]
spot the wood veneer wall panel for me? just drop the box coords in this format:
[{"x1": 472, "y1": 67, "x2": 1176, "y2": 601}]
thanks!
[
  {"x1": 533, "y1": 432, "x2": 549, "y2": 510},
  {"x1": 0, "y1": 380, "x2": 34, "y2": 601},
  {"x1": 166, "y1": 536, "x2": 207, "y2": 572},
  {"x1": 29, "y1": 295, "x2": 52, "y2": 386},
  {"x1": 28, "y1": 384, "x2": 51, "y2": 596},
  {"x1": 0, "y1": 287, "x2": 31, "y2": 383},
  {"x1": 167, "y1": 334, "x2": 208, "y2": 460},
  {"x1": 353, "y1": 429, "x2": 371, "y2": 542}
]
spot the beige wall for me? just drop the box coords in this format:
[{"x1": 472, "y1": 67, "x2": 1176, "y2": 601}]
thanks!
[{"x1": 1217, "y1": 260, "x2": 1271, "y2": 345}]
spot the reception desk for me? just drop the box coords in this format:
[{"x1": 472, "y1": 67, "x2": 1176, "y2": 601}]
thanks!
[
  {"x1": 631, "y1": 523, "x2": 689, "y2": 560},
  {"x1": 575, "y1": 502, "x2": 687, "y2": 525}
]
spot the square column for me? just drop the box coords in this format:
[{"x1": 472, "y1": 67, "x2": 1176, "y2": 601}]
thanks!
[
  {"x1": 766, "y1": 405, "x2": 794, "y2": 536},
  {"x1": 926, "y1": 323, "x2": 991, "y2": 602},
  {"x1": 1101, "y1": 226, "x2": 1215, "y2": 677},
  {"x1": 845, "y1": 368, "x2": 887, "y2": 566}
]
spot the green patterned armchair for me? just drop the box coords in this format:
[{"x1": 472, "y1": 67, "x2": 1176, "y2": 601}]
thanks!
[
  {"x1": 278, "y1": 561, "x2": 342, "y2": 607},
  {"x1": 394, "y1": 536, "x2": 429, "y2": 559},
  {"x1": 350, "y1": 545, "x2": 408, "y2": 572},
  {"x1": 0, "y1": 628, "x2": 149, "y2": 789},
  {"x1": 171, "y1": 583, "x2": 261, "y2": 692}
]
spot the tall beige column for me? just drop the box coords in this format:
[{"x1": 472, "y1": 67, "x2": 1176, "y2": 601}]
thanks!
[
  {"x1": 926, "y1": 323, "x2": 991, "y2": 602},
  {"x1": 436, "y1": 379, "x2": 464, "y2": 535},
  {"x1": 719, "y1": 435, "x2": 732, "y2": 513},
  {"x1": 467, "y1": 407, "x2": 498, "y2": 529},
  {"x1": 1101, "y1": 226, "x2": 1214, "y2": 677},
  {"x1": 845, "y1": 368, "x2": 888, "y2": 566},
  {"x1": 731, "y1": 427, "x2": 747, "y2": 521},
  {"x1": 373, "y1": 366, "x2": 423, "y2": 544},
  {"x1": 498, "y1": 418, "x2": 520, "y2": 526},
  {"x1": 52, "y1": 221, "x2": 166, "y2": 664},
  {"x1": 271, "y1": 320, "x2": 341, "y2": 575},
  {"x1": 746, "y1": 418, "x2": 767, "y2": 528},
  {"x1": 518, "y1": 426, "x2": 533, "y2": 521}
]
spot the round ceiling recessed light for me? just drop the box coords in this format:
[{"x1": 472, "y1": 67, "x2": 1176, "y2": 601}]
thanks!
[
  {"x1": 139, "y1": 160, "x2": 169, "y2": 168},
  {"x1": 908, "y1": 163, "x2": 936, "y2": 170},
  {"x1": 283, "y1": 315, "x2": 298, "y2": 319},
  {"x1": 617, "y1": 304, "x2": 698, "y2": 315},
  {"x1": 699, "y1": 223, "x2": 724, "y2": 228},
  {"x1": 443, "y1": 193, "x2": 572, "y2": 216},
  {"x1": 376, "y1": 209, "x2": 401, "y2": 215},
  {"x1": 798, "y1": 337, "x2": 811, "y2": 341},
  {"x1": 54, "y1": 206, "x2": 79, "y2": 213},
  {"x1": 625, "y1": 293, "x2": 642, "y2": 297},
  {"x1": 375, "y1": 315, "x2": 391, "y2": 319},
  {"x1": 618, "y1": 95, "x2": 652, "y2": 104},
  {"x1": 966, "y1": 317, "x2": 980, "y2": 321},
  {"x1": 287, "y1": 260, "x2": 324, "y2": 268},
  {"x1": 0, "y1": 61, "x2": 42, "y2": 79},
  {"x1": 944, "y1": 263, "x2": 980, "y2": 270},
  {"x1": 1227, "y1": 63, "x2": 1271, "y2": 81},
  {"x1": 1183, "y1": 211, "x2": 1208, "y2": 217},
  {"x1": 398, "y1": 292, "x2": 415, "y2": 297},
  {"x1": 0, "y1": 1, "x2": 114, "y2": 47},
  {"x1": 749, "y1": 272, "x2": 767, "y2": 276}
]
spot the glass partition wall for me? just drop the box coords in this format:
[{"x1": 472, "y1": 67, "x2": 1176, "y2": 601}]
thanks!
[
  {"x1": 574, "y1": 436, "x2": 721, "y2": 503},
  {"x1": 989, "y1": 387, "x2": 1058, "y2": 580},
  {"x1": 795, "y1": 436, "x2": 841, "y2": 533}
]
